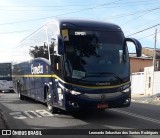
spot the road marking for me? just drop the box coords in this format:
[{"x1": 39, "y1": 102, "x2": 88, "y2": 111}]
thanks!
[
  {"x1": 10, "y1": 110, "x2": 54, "y2": 119},
  {"x1": 111, "y1": 109, "x2": 160, "y2": 124},
  {"x1": 10, "y1": 112, "x2": 27, "y2": 120},
  {"x1": 24, "y1": 111, "x2": 42, "y2": 118}
]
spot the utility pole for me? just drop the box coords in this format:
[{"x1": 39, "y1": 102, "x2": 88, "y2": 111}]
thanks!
[
  {"x1": 151, "y1": 29, "x2": 157, "y2": 96},
  {"x1": 153, "y1": 28, "x2": 157, "y2": 71}
]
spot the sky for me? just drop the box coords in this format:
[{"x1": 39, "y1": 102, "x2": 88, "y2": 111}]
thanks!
[{"x1": 0, "y1": 0, "x2": 160, "y2": 62}]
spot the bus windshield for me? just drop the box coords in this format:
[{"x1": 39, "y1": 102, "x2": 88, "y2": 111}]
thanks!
[
  {"x1": 0, "y1": 64, "x2": 12, "y2": 80},
  {"x1": 63, "y1": 29, "x2": 129, "y2": 84}
]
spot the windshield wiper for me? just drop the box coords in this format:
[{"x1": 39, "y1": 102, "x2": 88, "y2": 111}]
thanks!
[
  {"x1": 87, "y1": 72, "x2": 124, "y2": 83},
  {"x1": 80, "y1": 74, "x2": 101, "y2": 81}
]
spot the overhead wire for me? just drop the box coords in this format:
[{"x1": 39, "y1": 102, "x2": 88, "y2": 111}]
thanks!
[
  {"x1": 0, "y1": 1, "x2": 158, "y2": 21},
  {"x1": 123, "y1": 17, "x2": 160, "y2": 35},
  {"x1": 0, "y1": 0, "x2": 159, "y2": 25},
  {"x1": 0, "y1": 1, "x2": 159, "y2": 11},
  {"x1": 0, "y1": 0, "x2": 124, "y2": 26},
  {"x1": 0, "y1": 0, "x2": 159, "y2": 14},
  {"x1": 0, "y1": 22, "x2": 159, "y2": 37},
  {"x1": 102, "y1": 6, "x2": 160, "y2": 20},
  {"x1": 0, "y1": 29, "x2": 31, "y2": 34},
  {"x1": 0, "y1": 5, "x2": 160, "y2": 27},
  {"x1": 0, "y1": 0, "x2": 159, "y2": 37},
  {"x1": 120, "y1": 7, "x2": 160, "y2": 26},
  {"x1": 139, "y1": 30, "x2": 160, "y2": 40},
  {"x1": 127, "y1": 24, "x2": 160, "y2": 37},
  {"x1": 0, "y1": 0, "x2": 158, "y2": 7}
]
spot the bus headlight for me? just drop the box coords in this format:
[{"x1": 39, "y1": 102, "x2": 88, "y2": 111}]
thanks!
[
  {"x1": 122, "y1": 88, "x2": 130, "y2": 93},
  {"x1": 70, "y1": 90, "x2": 81, "y2": 95},
  {"x1": 65, "y1": 88, "x2": 82, "y2": 95}
]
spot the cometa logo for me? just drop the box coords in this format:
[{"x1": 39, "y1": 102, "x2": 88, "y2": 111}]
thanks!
[
  {"x1": 96, "y1": 82, "x2": 110, "y2": 86},
  {"x1": 31, "y1": 64, "x2": 43, "y2": 74}
]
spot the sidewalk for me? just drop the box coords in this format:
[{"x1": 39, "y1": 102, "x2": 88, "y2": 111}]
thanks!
[{"x1": 131, "y1": 93, "x2": 160, "y2": 105}]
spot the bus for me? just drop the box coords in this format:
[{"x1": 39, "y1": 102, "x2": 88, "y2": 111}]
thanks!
[
  {"x1": 0, "y1": 63, "x2": 13, "y2": 92},
  {"x1": 12, "y1": 19, "x2": 142, "y2": 113}
]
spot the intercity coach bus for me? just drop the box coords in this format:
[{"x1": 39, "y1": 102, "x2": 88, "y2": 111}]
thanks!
[
  {"x1": 0, "y1": 63, "x2": 13, "y2": 92},
  {"x1": 12, "y1": 19, "x2": 142, "y2": 112}
]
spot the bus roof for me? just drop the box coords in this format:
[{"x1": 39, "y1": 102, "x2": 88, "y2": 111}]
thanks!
[
  {"x1": 19, "y1": 19, "x2": 122, "y2": 44},
  {"x1": 48, "y1": 18, "x2": 122, "y2": 31}
]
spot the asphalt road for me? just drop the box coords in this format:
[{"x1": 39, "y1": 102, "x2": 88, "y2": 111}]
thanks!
[{"x1": 0, "y1": 92, "x2": 160, "y2": 138}]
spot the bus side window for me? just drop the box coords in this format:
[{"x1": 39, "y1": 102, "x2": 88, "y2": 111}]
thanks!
[
  {"x1": 29, "y1": 44, "x2": 49, "y2": 59},
  {"x1": 28, "y1": 26, "x2": 49, "y2": 60}
]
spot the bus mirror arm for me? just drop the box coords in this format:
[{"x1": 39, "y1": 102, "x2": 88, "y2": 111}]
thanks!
[{"x1": 125, "y1": 38, "x2": 142, "y2": 57}]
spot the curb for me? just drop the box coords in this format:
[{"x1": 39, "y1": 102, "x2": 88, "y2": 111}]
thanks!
[{"x1": 131, "y1": 98, "x2": 160, "y2": 106}]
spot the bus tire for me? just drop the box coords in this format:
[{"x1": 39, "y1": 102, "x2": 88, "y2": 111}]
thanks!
[
  {"x1": 17, "y1": 85, "x2": 24, "y2": 100},
  {"x1": 46, "y1": 88, "x2": 58, "y2": 113}
]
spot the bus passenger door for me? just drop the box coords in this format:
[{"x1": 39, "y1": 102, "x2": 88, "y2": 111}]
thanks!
[
  {"x1": 50, "y1": 34, "x2": 65, "y2": 109},
  {"x1": 52, "y1": 54, "x2": 64, "y2": 109}
]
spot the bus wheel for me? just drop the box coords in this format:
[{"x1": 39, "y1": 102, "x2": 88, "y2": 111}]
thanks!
[
  {"x1": 17, "y1": 85, "x2": 24, "y2": 100},
  {"x1": 46, "y1": 89, "x2": 58, "y2": 113},
  {"x1": 46, "y1": 89, "x2": 54, "y2": 113}
]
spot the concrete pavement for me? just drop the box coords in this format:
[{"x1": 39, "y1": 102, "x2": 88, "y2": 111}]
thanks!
[
  {"x1": 132, "y1": 93, "x2": 160, "y2": 105},
  {"x1": 0, "y1": 100, "x2": 10, "y2": 137},
  {"x1": 0, "y1": 92, "x2": 159, "y2": 138},
  {"x1": 0, "y1": 110, "x2": 7, "y2": 129}
]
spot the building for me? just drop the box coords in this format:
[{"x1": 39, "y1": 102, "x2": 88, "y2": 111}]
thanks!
[{"x1": 130, "y1": 47, "x2": 160, "y2": 73}]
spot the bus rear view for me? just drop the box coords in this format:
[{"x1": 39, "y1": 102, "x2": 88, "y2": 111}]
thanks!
[{"x1": 12, "y1": 19, "x2": 142, "y2": 113}]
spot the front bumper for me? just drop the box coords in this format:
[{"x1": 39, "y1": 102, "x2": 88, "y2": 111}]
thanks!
[{"x1": 65, "y1": 91, "x2": 131, "y2": 111}]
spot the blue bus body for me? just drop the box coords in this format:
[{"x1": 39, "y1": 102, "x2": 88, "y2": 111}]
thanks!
[{"x1": 12, "y1": 19, "x2": 142, "y2": 112}]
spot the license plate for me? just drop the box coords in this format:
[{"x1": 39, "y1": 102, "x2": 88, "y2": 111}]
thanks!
[{"x1": 97, "y1": 104, "x2": 108, "y2": 109}]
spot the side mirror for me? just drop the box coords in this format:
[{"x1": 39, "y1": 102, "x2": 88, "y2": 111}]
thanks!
[
  {"x1": 125, "y1": 38, "x2": 142, "y2": 57},
  {"x1": 58, "y1": 36, "x2": 64, "y2": 55}
]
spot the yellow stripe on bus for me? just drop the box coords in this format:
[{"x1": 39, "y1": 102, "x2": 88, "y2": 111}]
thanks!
[{"x1": 12, "y1": 74, "x2": 130, "y2": 89}]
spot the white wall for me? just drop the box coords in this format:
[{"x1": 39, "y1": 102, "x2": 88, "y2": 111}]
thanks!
[
  {"x1": 131, "y1": 67, "x2": 160, "y2": 96},
  {"x1": 131, "y1": 72, "x2": 145, "y2": 94},
  {"x1": 153, "y1": 71, "x2": 160, "y2": 95}
]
